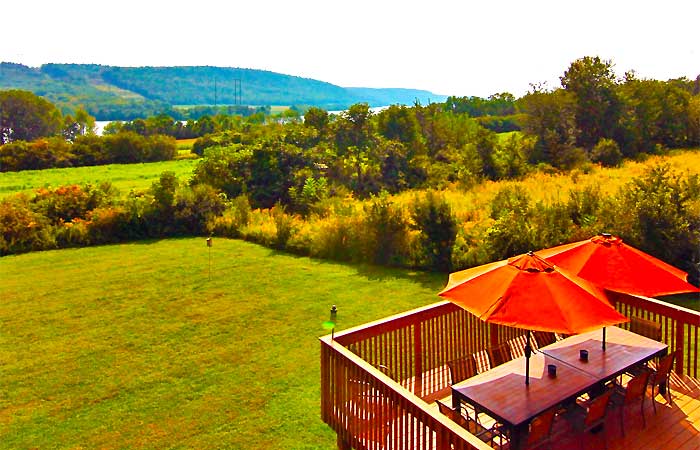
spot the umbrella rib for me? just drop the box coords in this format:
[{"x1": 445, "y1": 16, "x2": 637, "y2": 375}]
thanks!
[{"x1": 479, "y1": 295, "x2": 504, "y2": 320}]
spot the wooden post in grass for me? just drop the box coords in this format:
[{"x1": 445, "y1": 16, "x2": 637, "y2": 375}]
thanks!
[{"x1": 206, "y1": 238, "x2": 212, "y2": 280}]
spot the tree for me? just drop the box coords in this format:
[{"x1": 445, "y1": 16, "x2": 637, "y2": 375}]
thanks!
[
  {"x1": 376, "y1": 105, "x2": 419, "y2": 144},
  {"x1": 0, "y1": 90, "x2": 63, "y2": 143},
  {"x1": 560, "y1": 56, "x2": 621, "y2": 149},
  {"x1": 303, "y1": 107, "x2": 329, "y2": 134},
  {"x1": 332, "y1": 103, "x2": 378, "y2": 195},
  {"x1": 521, "y1": 87, "x2": 580, "y2": 168}
]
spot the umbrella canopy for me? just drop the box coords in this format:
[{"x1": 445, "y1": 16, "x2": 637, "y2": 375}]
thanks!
[
  {"x1": 536, "y1": 234, "x2": 700, "y2": 297},
  {"x1": 439, "y1": 252, "x2": 628, "y2": 335}
]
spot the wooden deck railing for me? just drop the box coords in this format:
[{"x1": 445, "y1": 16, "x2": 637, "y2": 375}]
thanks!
[
  {"x1": 320, "y1": 336, "x2": 492, "y2": 450},
  {"x1": 320, "y1": 295, "x2": 700, "y2": 449},
  {"x1": 609, "y1": 291, "x2": 700, "y2": 378}
]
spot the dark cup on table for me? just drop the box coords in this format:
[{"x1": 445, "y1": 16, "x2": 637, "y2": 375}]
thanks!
[
  {"x1": 580, "y1": 349, "x2": 589, "y2": 361},
  {"x1": 547, "y1": 364, "x2": 557, "y2": 377}
]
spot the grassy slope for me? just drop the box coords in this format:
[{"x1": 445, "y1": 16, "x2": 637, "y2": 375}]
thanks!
[
  {"x1": 0, "y1": 159, "x2": 198, "y2": 199},
  {"x1": 0, "y1": 238, "x2": 445, "y2": 449}
]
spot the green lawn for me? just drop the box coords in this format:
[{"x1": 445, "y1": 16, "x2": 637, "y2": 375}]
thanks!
[
  {"x1": 0, "y1": 238, "x2": 445, "y2": 449},
  {"x1": 0, "y1": 159, "x2": 198, "y2": 198}
]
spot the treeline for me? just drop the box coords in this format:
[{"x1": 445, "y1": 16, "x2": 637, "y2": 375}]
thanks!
[
  {"x1": 103, "y1": 107, "x2": 273, "y2": 139},
  {"x1": 0, "y1": 90, "x2": 178, "y2": 171},
  {"x1": 520, "y1": 57, "x2": 700, "y2": 167},
  {"x1": 0, "y1": 133, "x2": 177, "y2": 171},
  {"x1": 1, "y1": 164, "x2": 698, "y2": 286}
]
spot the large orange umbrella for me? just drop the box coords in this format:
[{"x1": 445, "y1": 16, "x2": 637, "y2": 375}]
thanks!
[
  {"x1": 536, "y1": 233, "x2": 699, "y2": 297},
  {"x1": 439, "y1": 252, "x2": 628, "y2": 384}
]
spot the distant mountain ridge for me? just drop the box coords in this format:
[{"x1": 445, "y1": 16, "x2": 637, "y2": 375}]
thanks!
[{"x1": 0, "y1": 62, "x2": 447, "y2": 119}]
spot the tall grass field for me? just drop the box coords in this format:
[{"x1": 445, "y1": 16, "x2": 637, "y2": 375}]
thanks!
[{"x1": 0, "y1": 238, "x2": 444, "y2": 448}]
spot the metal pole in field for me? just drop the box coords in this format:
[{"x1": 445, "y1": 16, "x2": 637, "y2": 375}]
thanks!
[{"x1": 206, "y1": 238, "x2": 212, "y2": 280}]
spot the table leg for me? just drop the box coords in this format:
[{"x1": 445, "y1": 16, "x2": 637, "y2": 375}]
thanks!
[{"x1": 509, "y1": 424, "x2": 524, "y2": 450}]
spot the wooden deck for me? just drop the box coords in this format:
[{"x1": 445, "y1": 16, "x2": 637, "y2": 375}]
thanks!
[
  {"x1": 605, "y1": 372, "x2": 699, "y2": 450},
  {"x1": 322, "y1": 298, "x2": 700, "y2": 450},
  {"x1": 436, "y1": 372, "x2": 700, "y2": 449}
]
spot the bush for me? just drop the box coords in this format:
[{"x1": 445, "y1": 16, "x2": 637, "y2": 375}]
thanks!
[
  {"x1": 31, "y1": 184, "x2": 107, "y2": 224},
  {"x1": 591, "y1": 138, "x2": 623, "y2": 167},
  {"x1": 567, "y1": 184, "x2": 602, "y2": 227},
  {"x1": 272, "y1": 203, "x2": 296, "y2": 250},
  {"x1": 174, "y1": 184, "x2": 227, "y2": 235},
  {"x1": 0, "y1": 196, "x2": 54, "y2": 255},
  {"x1": 361, "y1": 192, "x2": 410, "y2": 265},
  {"x1": 410, "y1": 191, "x2": 458, "y2": 271},
  {"x1": 146, "y1": 134, "x2": 177, "y2": 161},
  {"x1": 617, "y1": 164, "x2": 700, "y2": 280}
]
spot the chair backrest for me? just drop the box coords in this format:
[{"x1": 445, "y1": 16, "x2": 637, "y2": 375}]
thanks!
[
  {"x1": 436, "y1": 400, "x2": 469, "y2": 429},
  {"x1": 630, "y1": 316, "x2": 662, "y2": 341},
  {"x1": 653, "y1": 351, "x2": 676, "y2": 385},
  {"x1": 527, "y1": 408, "x2": 556, "y2": 446},
  {"x1": 533, "y1": 331, "x2": 557, "y2": 348},
  {"x1": 585, "y1": 390, "x2": 613, "y2": 428},
  {"x1": 447, "y1": 355, "x2": 478, "y2": 385},
  {"x1": 488, "y1": 342, "x2": 513, "y2": 368},
  {"x1": 625, "y1": 370, "x2": 651, "y2": 402}
]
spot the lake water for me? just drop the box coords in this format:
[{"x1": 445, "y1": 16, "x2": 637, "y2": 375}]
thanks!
[
  {"x1": 94, "y1": 121, "x2": 110, "y2": 136},
  {"x1": 94, "y1": 106, "x2": 390, "y2": 136}
]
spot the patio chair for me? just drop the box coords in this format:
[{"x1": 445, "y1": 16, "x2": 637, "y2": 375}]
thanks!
[
  {"x1": 610, "y1": 369, "x2": 651, "y2": 437},
  {"x1": 532, "y1": 331, "x2": 557, "y2": 348},
  {"x1": 524, "y1": 407, "x2": 558, "y2": 450},
  {"x1": 649, "y1": 350, "x2": 676, "y2": 413},
  {"x1": 563, "y1": 389, "x2": 613, "y2": 450},
  {"x1": 436, "y1": 399, "x2": 499, "y2": 444},
  {"x1": 487, "y1": 342, "x2": 513, "y2": 368},
  {"x1": 629, "y1": 316, "x2": 662, "y2": 341},
  {"x1": 447, "y1": 354, "x2": 478, "y2": 385}
]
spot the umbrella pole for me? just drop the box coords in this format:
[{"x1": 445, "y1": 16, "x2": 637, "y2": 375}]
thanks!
[
  {"x1": 602, "y1": 327, "x2": 606, "y2": 351},
  {"x1": 525, "y1": 332, "x2": 532, "y2": 385}
]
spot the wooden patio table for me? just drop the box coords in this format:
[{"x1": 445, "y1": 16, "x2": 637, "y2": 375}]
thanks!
[
  {"x1": 452, "y1": 352, "x2": 597, "y2": 449},
  {"x1": 539, "y1": 325, "x2": 668, "y2": 382},
  {"x1": 451, "y1": 326, "x2": 667, "y2": 449}
]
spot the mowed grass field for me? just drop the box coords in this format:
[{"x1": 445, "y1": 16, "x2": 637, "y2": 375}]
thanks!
[
  {"x1": 0, "y1": 159, "x2": 198, "y2": 199},
  {"x1": 0, "y1": 238, "x2": 444, "y2": 449}
]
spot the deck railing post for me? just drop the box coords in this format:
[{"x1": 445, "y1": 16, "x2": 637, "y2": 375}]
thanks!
[
  {"x1": 489, "y1": 323, "x2": 500, "y2": 348},
  {"x1": 414, "y1": 321, "x2": 423, "y2": 397},
  {"x1": 337, "y1": 435, "x2": 352, "y2": 450},
  {"x1": 675, "y1": 321, "x2": 685, "y2": 376}
]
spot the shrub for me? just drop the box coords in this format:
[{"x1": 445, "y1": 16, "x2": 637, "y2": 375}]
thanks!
[
  {"x1": 311, "y1": 213, "x2": 363, "y2": 262},
  {"x1": 87, "y1": 206, "x2": 129, "y2": 244},
  {"x1": 591, "y1": 138, "x2": 623, "y2": 167},
  {"x1": 174, "y1": 184, "x2": 227, "y2": 235},
  {"x1": 361, "y1": 192, "x2": 410, "y2": 265},
  {"x1": 617, "y1": 164, "x2": 700, "y2": 280},
  {"x1": 0, "y1": 196, "x2": 55, "y2": 255},
  {"x1": 271, "y1": 203, "x2": 296, "y2": 250},
  {"x1": 410, "y1": 190, "x2": 458, "y2": 271},
  {"x1": 32, "y1": 185, "x2": 91, "y2": 224},
  {"x1": 146, "y1": 134, "x2": 177, "y2": 161},
  {"x1": 289, "y1": 176, "x2": 329, "y2": 216},
  {"x1": 490, "y1": 185, "x2": 529, "y2": 220},
  {"x1": 102, "y1": 132, "x2": 149, "y2": 163},
  {"x1": 567, "y1": 184, "x2": 602, "y2": 227}
]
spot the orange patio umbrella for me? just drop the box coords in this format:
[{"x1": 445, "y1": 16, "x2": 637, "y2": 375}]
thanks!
[
  {"x1": 438, "y1": 252, "x2": 628, "y2": 384},
  {"x1": 536, "y1": 233, "x2": 700, "y2": 297}
]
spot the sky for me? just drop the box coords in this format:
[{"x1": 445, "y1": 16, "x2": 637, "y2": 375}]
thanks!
[{"x1": 2, "y1": 0, "x2": 698, "y2": 98}]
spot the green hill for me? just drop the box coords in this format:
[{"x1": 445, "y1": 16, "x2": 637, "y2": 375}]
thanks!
[{"x1": 0, "y1": 62, "x2": 446, "y2": 120}]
